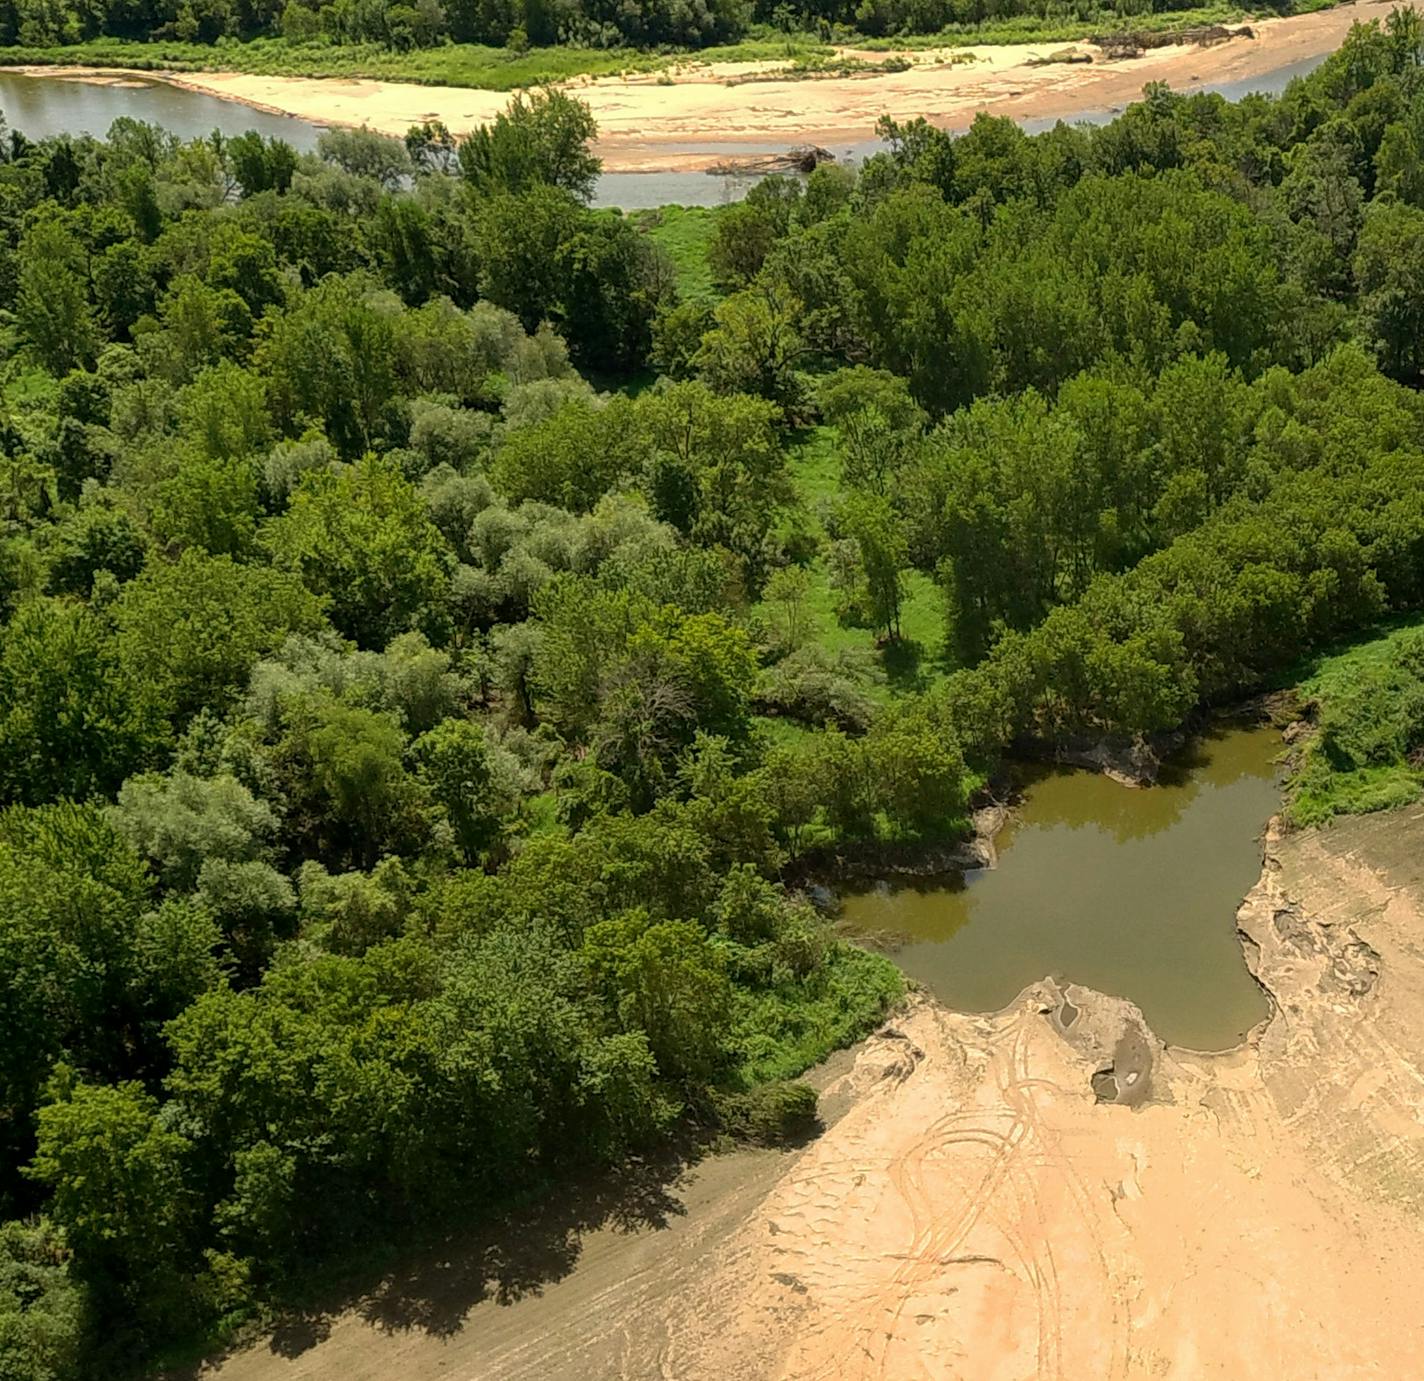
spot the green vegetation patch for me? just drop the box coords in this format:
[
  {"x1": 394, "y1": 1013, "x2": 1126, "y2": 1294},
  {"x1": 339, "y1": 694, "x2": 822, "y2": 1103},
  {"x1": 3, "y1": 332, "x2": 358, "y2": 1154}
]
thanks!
[
  {"x1": 845, "y1": 2, "x2": 1258, "y2": 48},
  {"x1": 762, "y1": 426, "x2": 949, "y2": 701},
  {"x1": 1288, "y1": 621, "x2": 1424, "y2": 827},
  {"x1": 0, "y1": 37, "x2": 671, "y2": 89},
  {"x1": 731, "y1": 941, "x2": 905, "y2": 1085},
  {"x1": 635, "y1": 205, "x2": 723, "y2": 304}
]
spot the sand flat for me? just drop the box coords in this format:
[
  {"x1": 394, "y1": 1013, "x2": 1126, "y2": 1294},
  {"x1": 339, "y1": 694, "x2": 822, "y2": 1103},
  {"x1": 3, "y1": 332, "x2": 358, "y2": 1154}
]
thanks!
[{"x1": 38, "y1": 0, "x2": 1408, "y2": 170}]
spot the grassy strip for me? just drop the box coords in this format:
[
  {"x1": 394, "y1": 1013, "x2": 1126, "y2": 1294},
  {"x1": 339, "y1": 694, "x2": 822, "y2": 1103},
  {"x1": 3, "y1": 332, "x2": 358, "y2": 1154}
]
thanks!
[
  {"x1": 0, "y1": 36, "x2": 674, "y2": 90},
  {"x1": 1286, "y1": 618, "x2": 1424, "y2": 827},
  {"x1": 0, "y1": 34, "x2": 830, "y2": 90},
  {"x1": 0, "y1": 2, "x2": 1330, "y2": 93},
  {"x1": 846, "y1": 3, "x2": 1264, "y2": 49},
  {"x1": 632, "y1": 205, "x2": 722, "y2": 303}
]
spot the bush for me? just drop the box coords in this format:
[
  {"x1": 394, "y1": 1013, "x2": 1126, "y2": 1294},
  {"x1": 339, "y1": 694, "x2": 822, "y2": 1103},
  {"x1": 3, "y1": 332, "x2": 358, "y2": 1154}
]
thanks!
[
  {"x1": 0, "y1": 1219, "x2": 86, "y2": 1381},
  {"x1": 719, "y1": 1080, "x2": 819, "y2": 1144},
  {"x1": 1287, "y1": 625, "x2": 1424, "y2": 825}
]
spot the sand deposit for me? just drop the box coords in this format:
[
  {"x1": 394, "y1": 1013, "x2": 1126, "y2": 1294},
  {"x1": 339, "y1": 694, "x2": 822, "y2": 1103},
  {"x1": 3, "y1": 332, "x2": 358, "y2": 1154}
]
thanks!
[
  {"x1": 199, "y1": 803, "x2": 1424, "y2": 1379},
  {"x1": 23, "y1": 0, "x2": 1415, "y2": 170}
]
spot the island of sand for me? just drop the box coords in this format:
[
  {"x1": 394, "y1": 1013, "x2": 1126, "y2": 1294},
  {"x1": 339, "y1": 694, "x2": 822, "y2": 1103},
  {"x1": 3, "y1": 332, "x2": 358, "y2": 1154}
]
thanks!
[{"x1": 17, "y1": 0, "x2": 1415, "y2": 171}]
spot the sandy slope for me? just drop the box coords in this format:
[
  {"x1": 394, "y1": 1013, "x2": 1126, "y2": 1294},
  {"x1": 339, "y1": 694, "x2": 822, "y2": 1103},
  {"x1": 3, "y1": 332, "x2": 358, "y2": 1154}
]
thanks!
[
  {"x1": 30, "y1": 0, "x2": 1412, "y2": 170},
  {"x1": 202, "y1": 805, "x2": 1424, "y2": 1380}
]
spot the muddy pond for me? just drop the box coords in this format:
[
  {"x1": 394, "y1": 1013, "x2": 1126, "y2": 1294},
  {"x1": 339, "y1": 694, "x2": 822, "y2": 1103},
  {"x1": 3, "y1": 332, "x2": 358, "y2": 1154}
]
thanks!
[{"x1": 839, "y1": 724, "x2": 1280, "y2": 1051}]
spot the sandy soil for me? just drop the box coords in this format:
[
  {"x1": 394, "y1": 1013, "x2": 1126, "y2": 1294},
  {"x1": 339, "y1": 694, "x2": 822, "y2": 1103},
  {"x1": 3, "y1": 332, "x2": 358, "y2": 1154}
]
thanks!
[
  {"x1": 19, "y1": 0, "x2": 1413, "y2": 170},
  {"x1": 200, "y1": 802, "x2": 1424, "y2": 1380}
]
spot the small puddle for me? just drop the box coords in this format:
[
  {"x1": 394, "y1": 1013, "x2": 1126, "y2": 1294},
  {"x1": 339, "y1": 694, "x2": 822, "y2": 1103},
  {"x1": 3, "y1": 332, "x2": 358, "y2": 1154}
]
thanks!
[{"x1": 839, "y1": 724, "x2": 1280, "y2": 1051}]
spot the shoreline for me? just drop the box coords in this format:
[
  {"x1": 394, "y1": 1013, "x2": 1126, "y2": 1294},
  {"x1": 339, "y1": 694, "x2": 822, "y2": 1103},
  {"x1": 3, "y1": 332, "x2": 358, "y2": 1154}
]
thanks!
[{"x1": 3, "y1": 0, "x2": 1410, "y2": 171}]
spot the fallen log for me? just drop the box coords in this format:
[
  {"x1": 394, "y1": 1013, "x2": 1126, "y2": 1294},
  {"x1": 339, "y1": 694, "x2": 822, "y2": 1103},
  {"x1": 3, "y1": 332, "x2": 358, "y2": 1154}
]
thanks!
[{"x1": 707, "y1": 145, "x2": 835, "y2": 177}]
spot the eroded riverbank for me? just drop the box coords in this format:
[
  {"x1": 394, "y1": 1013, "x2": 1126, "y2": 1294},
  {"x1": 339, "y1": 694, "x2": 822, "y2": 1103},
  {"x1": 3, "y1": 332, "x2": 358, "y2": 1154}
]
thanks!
[{"x1": 9, "y1": 0, "x2": 1411, "y2": 171}]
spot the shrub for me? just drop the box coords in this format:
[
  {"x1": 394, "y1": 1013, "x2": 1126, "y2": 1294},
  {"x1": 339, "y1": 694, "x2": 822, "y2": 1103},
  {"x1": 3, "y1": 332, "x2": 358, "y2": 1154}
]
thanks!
[{"x1": 718, "y1": 1080, "x2": 819, "y2": 1144}]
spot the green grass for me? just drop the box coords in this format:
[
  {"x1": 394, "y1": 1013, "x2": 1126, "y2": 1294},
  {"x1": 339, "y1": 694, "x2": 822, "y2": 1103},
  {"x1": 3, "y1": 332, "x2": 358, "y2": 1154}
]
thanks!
[
  {"x1": 844, "y1": 2, "x2": 1262, "y2": 50},
  {"x1": 763, "y1": 426, "x2": 950, "y2": 701},
  {"x1": 521, "y1": 789, "x2": 564, "y2": 835},
  {"x1": 1285, "y1": 619, "x2": 1424, "y2": 828},
  {"x1": 0, "y1": 36, "x2": 674, "y2": 90},
  {"x1": 1, "y1": 325, "x2": 58, "y2": 415},
  {"x1": 1296, "y1": 620, "x2": 1424, "y2": 703},
  {"x1": 1289, "y1": 761, "x2": 1421, "y2": 826},
  {"x1": 752, "y1": 714, "x2": 818, "y2": 748},
  {"x1": 633, "y1": 205, "x2": 721, "y2": 304},
  {"x1": 786, "y1": 423, "x2": 840, "y2": 517}
]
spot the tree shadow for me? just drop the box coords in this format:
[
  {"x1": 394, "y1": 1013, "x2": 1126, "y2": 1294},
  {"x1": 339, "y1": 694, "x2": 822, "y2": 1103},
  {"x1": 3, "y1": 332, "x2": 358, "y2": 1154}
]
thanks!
[
  {"x1": 355, "y1": 1151, "x2": 691, "y2": 1339},
  {"x1": 881, "y1": 636, "x2": 926, "y2": 693},
  {"x1": 178, "y1": 1143, "x2": 702, "y2": 1374},
  {"x1": 267, "y1": 1309, "x2": 334, "y2": 1358}
]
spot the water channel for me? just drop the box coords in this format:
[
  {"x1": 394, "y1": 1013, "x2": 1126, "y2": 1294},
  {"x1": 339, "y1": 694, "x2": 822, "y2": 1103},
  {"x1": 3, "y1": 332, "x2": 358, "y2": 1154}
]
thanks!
[
  {"x1": 838, "y1": 724, "x2": 1281, "y2": 1052},
  {"x1": 0, "y1": 50, "x2": 1331, "y2": 208}
]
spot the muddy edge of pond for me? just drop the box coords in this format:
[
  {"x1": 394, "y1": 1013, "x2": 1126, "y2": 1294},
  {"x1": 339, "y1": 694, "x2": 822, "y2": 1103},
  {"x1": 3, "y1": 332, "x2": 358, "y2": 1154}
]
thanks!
[{"x1": 808, "y1": 703, "x2": 1306, "y2": 1091}]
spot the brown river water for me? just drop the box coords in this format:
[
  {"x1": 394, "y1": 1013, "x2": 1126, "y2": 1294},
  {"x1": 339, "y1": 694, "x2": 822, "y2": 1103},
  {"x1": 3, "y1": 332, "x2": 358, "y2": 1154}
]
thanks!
[{"x1": 839, "y1": 724, "x2": 1281, "y2": 1050}]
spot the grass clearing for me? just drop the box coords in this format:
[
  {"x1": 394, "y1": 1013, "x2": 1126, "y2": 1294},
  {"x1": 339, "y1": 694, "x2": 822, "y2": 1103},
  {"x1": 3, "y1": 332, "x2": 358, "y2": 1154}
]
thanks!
[
  {"x1": 1, "y1": 326, "x2": 59, "y2": 416},
  {"x1": 633, "y1": 205, "x2": 721, "y2": 304},
  {"x1": 758, "y1": 425, "x2": 950, "y2": 704}
]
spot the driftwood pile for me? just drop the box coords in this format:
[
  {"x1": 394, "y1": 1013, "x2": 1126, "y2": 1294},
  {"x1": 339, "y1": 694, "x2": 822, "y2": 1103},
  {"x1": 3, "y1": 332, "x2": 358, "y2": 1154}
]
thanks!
[
  {"x1": 707, "y1": 146, "x2": 835, "y2": 177},
  {"x1": 1093, "y1": 22, "x2": 1256, "y2": 60}
]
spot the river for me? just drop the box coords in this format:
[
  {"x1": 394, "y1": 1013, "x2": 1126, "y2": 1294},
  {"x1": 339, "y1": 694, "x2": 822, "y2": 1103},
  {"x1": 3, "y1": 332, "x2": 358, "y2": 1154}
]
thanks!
[
  {"x1": 0, "y1": 52, "x2": 1330, "y2": 208},
  {"x1": 839, "y1": 723, "x2": 1280, "y2": 1051}
]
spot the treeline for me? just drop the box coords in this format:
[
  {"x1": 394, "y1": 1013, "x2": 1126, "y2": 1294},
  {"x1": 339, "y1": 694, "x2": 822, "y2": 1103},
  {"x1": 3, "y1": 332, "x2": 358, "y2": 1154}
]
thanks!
[
  {"x1": 0, "y1": 0, "x2": 1301, "y2": 53},
  {"x1": 3, "y1": 11, "x2": 1424, "y2": 1377}
]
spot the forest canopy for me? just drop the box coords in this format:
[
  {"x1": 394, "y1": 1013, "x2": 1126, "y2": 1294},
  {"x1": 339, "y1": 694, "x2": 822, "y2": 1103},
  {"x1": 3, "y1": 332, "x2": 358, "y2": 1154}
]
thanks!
[
  {"x1": 0, "y1": 0, "x2": 1318, "y2": 53},
  {"x1": 2, "y1": 10, "x2": 1424, "y2": 1377}
]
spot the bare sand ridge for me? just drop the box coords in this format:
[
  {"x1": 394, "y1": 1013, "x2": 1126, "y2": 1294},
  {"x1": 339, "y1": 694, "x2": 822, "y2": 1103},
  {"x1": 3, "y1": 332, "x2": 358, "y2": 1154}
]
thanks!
[
  {"x1": 202, "y1": 803, "x2": 1424, "y2": 1379},
  {"x1": 22, "y1": 0, "x2": 1415, "y2": 170}
]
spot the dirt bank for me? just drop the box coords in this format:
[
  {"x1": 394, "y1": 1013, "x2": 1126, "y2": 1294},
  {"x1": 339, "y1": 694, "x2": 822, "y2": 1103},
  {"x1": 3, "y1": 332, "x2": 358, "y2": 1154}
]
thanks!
[
  {"x1": 201, "y1": 803, "x2": 1424, "y2": 1379},
  {"x1": 21, "y1": 0, "x2": 1411, "y2": 170}
]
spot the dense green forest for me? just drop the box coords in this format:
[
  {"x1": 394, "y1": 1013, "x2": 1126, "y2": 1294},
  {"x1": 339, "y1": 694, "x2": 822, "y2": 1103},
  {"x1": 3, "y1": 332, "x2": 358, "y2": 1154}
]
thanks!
[
  {"x1": 3, "y1": 7, "x2": 1424, "y2": 1375},
  {"x1": 0, "y1": 0, "x2": 1312, "y2": 56}
]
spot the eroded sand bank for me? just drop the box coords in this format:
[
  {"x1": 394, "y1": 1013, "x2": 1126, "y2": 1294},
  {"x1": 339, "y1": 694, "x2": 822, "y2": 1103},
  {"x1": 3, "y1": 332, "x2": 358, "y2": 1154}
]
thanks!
[
  {"x1": 22, "y1": 0, "x2": 1413, "y2": 170},
  {"x1": 203, "y1": 804, "x2": 1424, "y2": 1379}
]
